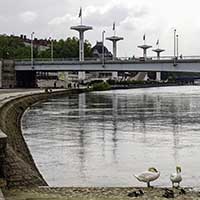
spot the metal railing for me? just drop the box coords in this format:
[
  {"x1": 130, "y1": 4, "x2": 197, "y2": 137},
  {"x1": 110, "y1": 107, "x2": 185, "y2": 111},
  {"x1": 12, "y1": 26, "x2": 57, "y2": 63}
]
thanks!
[
  {"x1": 15, "y1": 57, "x2": 100, "y2": 62},
  {"x1": 15, "y1": 55, "x2": 200, "y2": 64}
]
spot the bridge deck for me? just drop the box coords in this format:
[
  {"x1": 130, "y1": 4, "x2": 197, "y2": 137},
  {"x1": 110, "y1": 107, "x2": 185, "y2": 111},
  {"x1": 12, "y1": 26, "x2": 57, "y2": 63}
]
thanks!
[{"x1": 15, "y1": 58, "x2": 200, "y2": 73}]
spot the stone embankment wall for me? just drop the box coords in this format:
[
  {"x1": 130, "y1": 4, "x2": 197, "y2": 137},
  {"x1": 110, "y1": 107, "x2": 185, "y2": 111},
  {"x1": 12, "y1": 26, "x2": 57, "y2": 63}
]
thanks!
[
  {"x1": 0, "y1": 60, "x2": 16, "y2": 88},
  {"x1": 0, "y1": 89, "x2": 84, "y2": 188},
  {"x1": 0, "y1": 131, "x2": 7, "y2": 183}
]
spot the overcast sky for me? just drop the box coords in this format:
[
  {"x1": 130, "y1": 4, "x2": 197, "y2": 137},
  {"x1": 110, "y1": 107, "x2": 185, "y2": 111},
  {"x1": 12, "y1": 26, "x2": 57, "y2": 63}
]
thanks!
[{"x1": 1, "y1": 0, "x2": 200, "y2": 57}]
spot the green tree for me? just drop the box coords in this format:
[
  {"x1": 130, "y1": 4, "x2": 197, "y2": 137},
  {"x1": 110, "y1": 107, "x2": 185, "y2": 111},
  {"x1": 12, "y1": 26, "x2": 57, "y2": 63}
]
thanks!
[
  {"x1": 0, "y1": 35, "x2": 31, "y2": 59},
  {"x1": 0, "y1": 34, "x2": 93, "y2": 60},
  {"x1": 38, "y1": 37, "x2": 92, "y2": 59}
]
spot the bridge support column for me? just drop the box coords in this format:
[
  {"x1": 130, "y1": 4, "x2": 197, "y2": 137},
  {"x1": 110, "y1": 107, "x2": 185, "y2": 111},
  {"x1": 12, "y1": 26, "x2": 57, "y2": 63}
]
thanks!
[
  {"x1": 112, "y1": 41, "x2": 118, "y2": 80},
  {"x1": 106, "y1": 36, "x2": 123, "y2": 81},
  {"x1": 78, "y1": 31, "x2": 86, "y2": 82},
  {"x1": 112, "y1": 72, "x2": 118, "y2": 79},
  {"x1": 64, "y1": 72, "x2": 69, "y2": 88},
  {"x1": 152, "y1": 48, "x2": 165, "y2": 82},
  {"x1": 156, "y1": 72, "x2": 161, "y2": 82},
  {"x1": 78, "y1": 72, "x2": 86, "y2": 81},
  {"x1": 71, "y1": 25, "x2": 92, "y2": 83}
]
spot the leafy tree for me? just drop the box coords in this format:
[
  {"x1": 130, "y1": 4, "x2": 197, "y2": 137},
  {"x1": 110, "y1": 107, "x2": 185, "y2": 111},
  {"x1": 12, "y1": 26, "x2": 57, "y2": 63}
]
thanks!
[
  {"x1": 38, "y1": 37, "x2": 92, "y2": 59},
  {"x1": 0, "y1": 34, "x2": 93, "y2": 60},
  {"x1": 0, "y1": 35, "x2": 31, "y2": 59}
]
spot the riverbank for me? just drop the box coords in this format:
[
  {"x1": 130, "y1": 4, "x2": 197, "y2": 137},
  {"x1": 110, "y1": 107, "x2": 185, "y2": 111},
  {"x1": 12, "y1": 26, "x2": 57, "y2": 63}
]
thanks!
[
  {"x1": 1, "y1": 87, "x2": 200, "y2": 199},
  {"x1": 0, "y1": 89, "x2": 85, "y2": 188},
  {"x1": 3, "y1": 186, "x2": 200, "y2": 199}
]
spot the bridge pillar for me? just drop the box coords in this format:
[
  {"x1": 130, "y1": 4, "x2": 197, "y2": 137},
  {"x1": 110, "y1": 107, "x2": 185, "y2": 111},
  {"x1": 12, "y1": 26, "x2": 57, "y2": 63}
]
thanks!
[
  {"x1": 71, "y1": 25, "x2": 92, "y2": 82},
  {"x1": 78, "y1": 71, "x2": 86, "y2": 81},
  {"x1": 106, "y1": 36, "x2": 123, "y2": 80},
  {"x1": 156, "y1": 72, "x2": 161, "y2": 81},
  {"x1": 152, "y1": 48, "x2": 165, "y2": 82},
  {"x1": 112, "y1": 41, "x2": 117, "y2": 80},
  {"x1": 112, "y1": 72, "x2": 118, "y2": 79}
]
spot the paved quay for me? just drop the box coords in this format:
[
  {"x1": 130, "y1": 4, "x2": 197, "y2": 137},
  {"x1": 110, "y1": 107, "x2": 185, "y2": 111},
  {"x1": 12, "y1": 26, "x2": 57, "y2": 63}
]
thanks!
[
  {"x1": 0, "y1": 88, "x2": 64, "y2": 102},
  {"x1": 3, "y1": 187, "x2": 200, "y2": 200}
]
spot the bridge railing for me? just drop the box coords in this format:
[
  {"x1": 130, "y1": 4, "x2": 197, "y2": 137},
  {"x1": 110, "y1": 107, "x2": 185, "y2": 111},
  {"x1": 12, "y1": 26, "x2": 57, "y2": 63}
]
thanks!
[
  {"x1": 15, "y1": 56, "x2": 173, "y2": 63},
  {"x1": 182, "y1": 55, "x2": 200, "y2": 59},
  {"x1": 15, "y1": 57, "x2": 103, "y2": 62},
  {"x1": 15, "y1": 55, "x2": 200, "y2": 64}
]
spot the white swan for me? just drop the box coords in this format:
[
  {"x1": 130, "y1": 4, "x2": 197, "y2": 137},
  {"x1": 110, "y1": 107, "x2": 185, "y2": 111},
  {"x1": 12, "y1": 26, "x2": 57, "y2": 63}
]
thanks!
[
  {"x1": 170, "y1": 166, "x2": 182, "y2": 187},
  {"x1": 134, "y1": 167, "x2": 160, "y2": 187}
]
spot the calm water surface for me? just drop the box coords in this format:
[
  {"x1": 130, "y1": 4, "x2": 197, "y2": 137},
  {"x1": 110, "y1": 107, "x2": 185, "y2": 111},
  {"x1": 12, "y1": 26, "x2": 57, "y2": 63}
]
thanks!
[{"x1": 22, "y1": 86, "x2": 200, "y2": 187}]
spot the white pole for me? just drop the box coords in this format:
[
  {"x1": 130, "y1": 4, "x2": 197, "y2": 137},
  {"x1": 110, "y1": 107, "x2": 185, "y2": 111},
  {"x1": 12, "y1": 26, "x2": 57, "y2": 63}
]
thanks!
[
  {"x1": 176, "y1": 34, "x2": 179, "y2": 58},
  {"x1": 173, "y1": 29, "x2": 177, "y2": 66},
  {"x1": 31, "y1": 32, "x2": 34, "y2": 69},
  {"x1": 102, "y1": 30, "x2": 105, "y2": 67},
  {"x1": 51, "y1": 39, "x2": 54, "y2": 62},
  {"x1": 174, "y1": 29, "x2": 176, "y2": 58}
]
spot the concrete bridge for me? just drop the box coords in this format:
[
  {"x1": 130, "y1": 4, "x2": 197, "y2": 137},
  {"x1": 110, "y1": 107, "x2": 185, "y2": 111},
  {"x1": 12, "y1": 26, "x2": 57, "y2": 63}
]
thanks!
[
  {"x1": 15, "y1": 57, "x2": 200, "y2": 73},
  {"x1": 1, "y1": 57, "x2": 200, "y2": 88}
]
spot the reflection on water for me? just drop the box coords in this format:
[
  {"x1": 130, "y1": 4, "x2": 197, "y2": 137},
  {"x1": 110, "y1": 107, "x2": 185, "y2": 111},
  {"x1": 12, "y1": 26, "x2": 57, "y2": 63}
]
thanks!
[{"x1": 22, "y1": 86, "x2": 200, "y2": 187}]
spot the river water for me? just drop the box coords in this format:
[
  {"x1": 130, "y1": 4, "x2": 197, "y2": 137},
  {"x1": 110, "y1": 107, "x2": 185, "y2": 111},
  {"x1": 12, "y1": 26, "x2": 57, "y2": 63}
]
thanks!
[{"x1": 22, "y1": 86, "x2": 200, "y2": 187}]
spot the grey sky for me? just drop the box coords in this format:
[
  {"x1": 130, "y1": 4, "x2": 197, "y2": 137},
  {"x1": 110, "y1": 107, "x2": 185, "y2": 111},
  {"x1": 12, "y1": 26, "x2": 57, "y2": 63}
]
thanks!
[{"x1": 1, "y1": 0, "x2": 200, "y2": 57}]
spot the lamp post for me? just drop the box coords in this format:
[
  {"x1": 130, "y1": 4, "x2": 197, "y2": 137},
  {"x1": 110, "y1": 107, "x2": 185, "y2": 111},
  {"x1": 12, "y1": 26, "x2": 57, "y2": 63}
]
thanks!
[
  {"x1": 173, "y1": 29, "x2": 177, "y2": 66},
  {"x1": 176, "y1": 34, "x2": 179, "y2": 58},
  {"x1": 102, "y1": 30, "x2": 105, "y2": 67},
  {"x1": 31, "y1": 32, "x2": 34, "y2": 69},
  {"x1": 174, "y1": 29, "x2": 176, "y2": 59},
  {"x1": 49, "y1": 37, "x2": 54, "y2": 62}
]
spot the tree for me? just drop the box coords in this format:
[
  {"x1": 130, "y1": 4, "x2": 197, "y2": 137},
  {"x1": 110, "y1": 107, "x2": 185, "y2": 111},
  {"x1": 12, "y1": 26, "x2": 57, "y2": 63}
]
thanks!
[
  {"x1": 0, "y1": 34, "x2": 93, "y2": 60},
  {"x1": 0, "y1": 35, "x2": 31, "y2": 59},
  {"x1": 38, "y1": 37, "x2": 92, "y2": 59}
]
